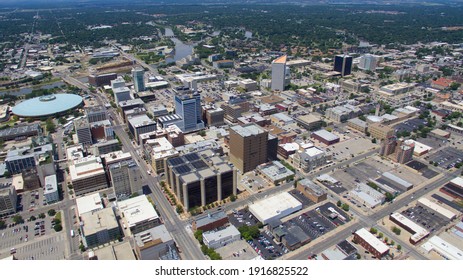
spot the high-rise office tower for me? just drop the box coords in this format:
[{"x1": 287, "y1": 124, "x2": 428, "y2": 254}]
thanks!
[
  {"x1": 74, "y1": 118, "x2": 93, "y2": 146},
  {"x1": 174, "y1": 93, "x2": 205, "y2": 133},
  {"x1": 132, "y1": 67, "x2": 145, "y2": 92},
  {"x1": 271, "y1": 55, "x2": 288, "y2": 91},
  {"x1": 229, "y1": 124, "x2": 268, "y2": 174},
  {"x1": 0, "y1": 182, "x2": 17, "y2": 216},
  {"x1": 359, "y1": 54, "x2": 380, "y2": 72},
  {"x1": 109, "y1": 160, "x2": 143, "y2": 200},
  {"x1": 334, "y1": 55, "x2": 353, "y2": 77},
  {"x1": 86, "y1": 105, "x2": 107, "y2": 123}
]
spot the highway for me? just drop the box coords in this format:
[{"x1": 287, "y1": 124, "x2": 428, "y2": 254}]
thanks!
[{"x1": 63, "y1": 75, "x2": 205, "y2": 260}]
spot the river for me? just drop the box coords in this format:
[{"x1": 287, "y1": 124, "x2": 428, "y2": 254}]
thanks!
[
  {"x1": 162, "y1": 27, "x2": 195, "y2": 65},
  {"x1": 0, "y1": 81, "x2": 65, "y2": 97}
]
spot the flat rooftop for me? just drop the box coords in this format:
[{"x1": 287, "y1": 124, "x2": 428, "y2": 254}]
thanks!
[
  {"x1": 390, "y1": 212, "x2": 429, "y2": 243},
  {"x1": 230, "y1": 123, "x2": 265, "y2": 137},
  {"x1": 128, "y1": 114, "x2": 156, "y2": 128},
  {"x1": 81, "y1": 207, "x2": 118, "y2": 236},
  {"x1": 118, "y1": 195, "x2": 159, "y2": 227},
  {"x1": 134, "y1": 224, "x2": 173, "y2": 249},
  {"x1": 249, "y1": 192, "x2": 302, "y2": 223},
  {"x1": 194, "y1": 211, "x2": 227, "y2": 228},
  {"x1": 418, "y1": 198, "x2": 456, "y2": 220},
  {"x1": 69, "y1": 156, "x2": 105, "y2": 181},
  {"x1": 43, "y1": 174, "x2": 57, "y2": 195},
  {"x1": 355, "y1": 228, "x2": 389, "y2": 254},
  {"x1": 76, "y1": 193, "x2": 103, "y2": 216},
  {"x1": 0, "y1": 123, "x2": 40, "y2": 138},
  {"x1": 273, "y1": 55, "x2": 287, "y2": 64},
  {"x1": 312, "y1": 129, "x2": 340, "y2": 142},
  {"x1": 422, "y1": 236, "x2": 463, "y2": 260}
]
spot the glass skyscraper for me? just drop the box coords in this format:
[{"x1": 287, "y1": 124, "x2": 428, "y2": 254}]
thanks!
[
  {"x1": 132, "y1": 67, "x2": 145, "y2": 92},
  {"x1": 174, "y1": 93, "x2": 205, "y2": 132}
]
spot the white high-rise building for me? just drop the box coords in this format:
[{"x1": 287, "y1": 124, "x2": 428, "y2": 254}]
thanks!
[
  {"x1": 271, "y1": 55, "x2": 288, "y2": 91},
  {"x1": 359, "y1": 54, "x2": 380, "y2": 72}
]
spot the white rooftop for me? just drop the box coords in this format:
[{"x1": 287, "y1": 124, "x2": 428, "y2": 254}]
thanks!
[
  {"x1": 43, "y1": 174, "x2": 57, "y2": 195},
  {"x1": 422, "y1": 236, "x2": 463, "y2": 260},
  {"x1": 450, "y1": 177, "x2": 463, "y2": 188},
  {"x1": 280, "y1": 142, "x2": 299, "y2": 152},
  {"x1": 202, "y1": 224, "x2": 240, "y2": 243},
  {"x1": 230, "y1": 123, "x2": 265, "y2": 137},
  {"x1": 305, "y1": 146, "x2": 325, "y2": 157},
  {"x1": 391, "y1": 212, "x2": 429, "y2": 243},
  {"x1": 128, "y1": 114, "x2": 156, "y2": 128},
  {"x1": 70, "y1": 156, "x2": 105, "y2": 181},
  {"x1": 312, "y1": 129, "x2": 339, "y2": 142},
  {"x1": 410, "y1": 140, "x2": 432, "y2": 155},
  {"x1": 355, "y1": 228, "x2": 389, "y2": 254},
  {"x1": 382, "y1": 172, "x2": 413, "y2": 189},
  {"x1": 81, "y1": 207, "x2": 118, "y2": 236},
  {"x1": 76, "y1": 193, "x2": 103, "y2": 216},
  {"x1": 101, "y1": 151, "x2": 132, "y2": 165},
  {"x1": 118, "y1": 195, "x2": 159, "y2": 228},
  {"x1": 249, "y1": 192, "x2": 302, "y2": 224},
  {"x1": 418, "y1": 198, "x2": 456, "y2": 220}
]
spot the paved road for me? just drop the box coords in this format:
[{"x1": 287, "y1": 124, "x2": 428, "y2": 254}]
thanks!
[
  {"x1": 287, "y1": 169, "x2": 461, "y2": 260},
  {"x1": 63, "y1": 74, "x2": 205, "y2": 260}
]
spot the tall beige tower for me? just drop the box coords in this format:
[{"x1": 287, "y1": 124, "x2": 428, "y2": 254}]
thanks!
[{"x1": 229, "y1": 124, "x2": 268, "y2": 174}]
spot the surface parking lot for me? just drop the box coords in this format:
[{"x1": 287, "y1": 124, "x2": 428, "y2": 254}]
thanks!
[
  {"x1": 285, "y1": 203, "x2": 350, "y2": 241},
  {"x1": 406, "y1": 161, "x2": 439, "y2": 179},
  {"x1": 329, "y1": 137, "x2": 376, "y2": 162},
  {"x1": 401, "y1": 205, "x2": 449, "y2": 233},
  {"x1": 332, "y1": 160, "x2": 391, "y2": 192},
  {"x1": 12, "y1": 234, "x2": 67, "y2": 260},
  {"x1": 247, "y1": 231, "x2": 286, "y2": 260},
  {"x1": 289, "y1": 189, "x2": 315, "y2": 208},
  {"x1": 0, "y1": 214, "x2": 56, "y2": 251},
  {"x1": 228, "y1": 209, "x2": 259, "y2": 228},
  {"x1": 426, "y1": 147, "x2": 463, "y2": 169}
]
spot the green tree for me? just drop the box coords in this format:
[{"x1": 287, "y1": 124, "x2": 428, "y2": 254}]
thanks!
[
  {"x1": 392, "y1": 226, "x2": 401, "y2": 235},
  {"x1": 230, "y1": 194, "x2": 237, "y2": 202},
  {"x1": 79, "y1": 243, "x2": 86, "y2": 252},
  {"x1": 176, "y1": 204, "x2": 184, "y2": 214},
  {"x1": 194, "y1": 230, "x2": 204, "y2": 244},
  {"x1": 337, "y1": 200, "x2": 342, "y2": 207},
  {"x1": 370, "y1": 228, "x2": 378, "y2": 234},
  {"x1": 0, "y1": 220, "x2": 5, "y2": 229},
  {"x1": 48, "y1": 209, "x2": 56, "y2": 217},
  {"x1": 38, "y1": 213, "x2": 46, "y2": 219},
  {"x1": 12, "y1": 215, "x2": 24, "y2": 224},
  {"x1": 45, "y1": 118, "x2": 56, "y2": 133},
  {"x1": 385, "y1": 192, "x2": 394, "y2": 202},
  {"x1": 238, "y1": 225, "x2": 260, "y2": 241},
  {"x1": 30, "y1": 215, "x2": 36, "y2": 221},
  {"x1": 378, "y1": 232, "x2": 384, "y2": 238},
  {"x1": 397, "y1": 245, "x2": 402, "y2": 251},
  {"x1": 450, "y1": 82, "x2": 461, "y2": 91},
  {"x1": 341, "y1": 203, "x2": 350, "y2": 212},
  {"x1": 53, "y1": 224, "x2": 63, "y2": 232}
]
